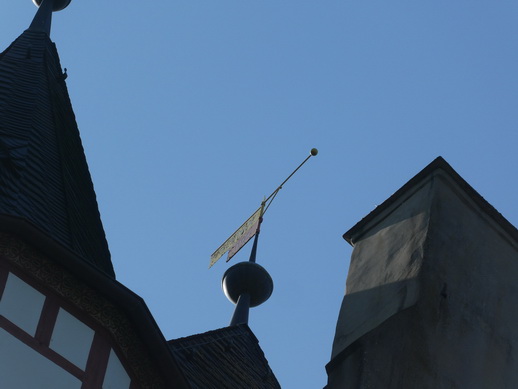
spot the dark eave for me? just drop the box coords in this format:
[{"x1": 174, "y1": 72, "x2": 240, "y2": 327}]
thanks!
[
  {"x1": 0, "y1": 215, "x2": 190, "y2": 388},
  {"x1": 343, "y1": 156, "x2": 518, "y2": 246}
]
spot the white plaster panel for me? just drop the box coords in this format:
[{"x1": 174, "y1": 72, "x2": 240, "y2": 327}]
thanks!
[
  {"x1": 0, "y1": 273, "x2": 45, "y2": 336},
  {"x1": 50, "y1": 308, "x2": 94, "y2": 370},
  {"x1": 103, "y1": 349, "x2": 131, "y2": 389},
  {"x1": 0, "y1": 327, "x2": 82, "y2": 388}
]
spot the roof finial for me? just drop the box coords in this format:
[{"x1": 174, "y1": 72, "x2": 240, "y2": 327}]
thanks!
[
  {"x1": 216, "y1": 149, "x2": 318, "y2": 325},
  {"x1": 29, "y1": 0, "x2": 72, "y2": 35},
  {"x1": 222, "y1": 228, "x2": 273, "y2": 326},
  {"x1": 222, "y1": 261, "x2": 274, "y2": 326}
]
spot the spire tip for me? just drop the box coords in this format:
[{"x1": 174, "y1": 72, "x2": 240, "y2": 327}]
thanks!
[
  {"x1": 30, "y1": 0, "x2": 71, "y2": 34},
  {"x1": 33, "y1": 0, "x2": 71, "y2": 12}
]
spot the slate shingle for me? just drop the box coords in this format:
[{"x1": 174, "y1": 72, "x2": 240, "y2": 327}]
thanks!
[
  {"x1": 0, "y1": 30, "x2": 114, "y2": 277},
  {"x1": 169, "y1": 325, "x2": 281, "y2": 389}
]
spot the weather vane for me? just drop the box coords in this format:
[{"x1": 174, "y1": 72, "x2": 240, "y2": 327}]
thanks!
[{"x1": 209, "y1": 148, "x2": 318, "y2": 268}]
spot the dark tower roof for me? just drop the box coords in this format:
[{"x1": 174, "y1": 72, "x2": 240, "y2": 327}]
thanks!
[
  {"x1": 0, "y1": 6, "x2": 114, "y2": 276},
  {"x1": 169, "y1": 325, "x2": 281, "y2": 388}
]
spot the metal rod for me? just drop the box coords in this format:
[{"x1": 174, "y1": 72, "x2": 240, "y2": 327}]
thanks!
[
  {"x1": 264, "y1": 149, "x2": 318, "y2": 204},
  {"x1": 248, "y1": 223, "x2": 261, "y2": 263},
  {"x1": 29, "y1": 0, "x2": 54, "y2": 34},
  {"x1": 229, "y1": 293, "x2": 251, "y2": 326}
]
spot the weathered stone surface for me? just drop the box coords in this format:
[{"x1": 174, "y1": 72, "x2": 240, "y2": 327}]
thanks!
[{"x1": 327, "y1": 158, "x2": 518, "y2": 389}]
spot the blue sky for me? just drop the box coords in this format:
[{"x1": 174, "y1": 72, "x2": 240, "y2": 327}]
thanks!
[{"x1": 3, "y1": 1, "x2": 518, "y2": 388}]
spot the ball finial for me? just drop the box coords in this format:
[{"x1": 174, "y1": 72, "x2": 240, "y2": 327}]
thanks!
[
  {"x1": 310, "y1": 148, "x2": 318, "y2": 156},
  {"x1": 33, "y1": 0, "x2": 71, "y2": 12},
  {"x1": 222, "y1": 262, "x2": 273, "y2": 307}
]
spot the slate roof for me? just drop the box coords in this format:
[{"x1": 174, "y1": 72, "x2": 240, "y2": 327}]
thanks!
[
  {"x1": 0, "y1": 27, "x2": 114, "y2": 276},
  {"x1": 169, "y1": 324, "x2": 281, "y2": 389}
]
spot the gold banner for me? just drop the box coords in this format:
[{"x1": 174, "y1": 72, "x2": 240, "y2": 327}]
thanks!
[
  {"x1": 209, "y1": 206, "x2": 262, "y2": 268},
  {"x1": 227, "y1": 218, "x2": 260, "y2": 262}
]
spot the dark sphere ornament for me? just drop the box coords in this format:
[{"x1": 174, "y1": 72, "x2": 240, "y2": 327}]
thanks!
[
  {"x1": 222, "y1": 262, "x2": 273, "y2": 307},
  {"x1": 33, "y1": 0, "x2": 72, "y2": 12}
]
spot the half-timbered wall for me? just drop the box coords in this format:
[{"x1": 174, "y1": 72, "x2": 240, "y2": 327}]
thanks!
[
  {"x1": 0, "y1": 267, "x2": 132, "y2": 388},
  {"x1": 0, "y1": 232, "x2": 167, "y2": 388}
]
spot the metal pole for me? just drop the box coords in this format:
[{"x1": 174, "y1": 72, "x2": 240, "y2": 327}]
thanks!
[{"x1": 264, "y1": 148, "x2": 318, "y2": 204}]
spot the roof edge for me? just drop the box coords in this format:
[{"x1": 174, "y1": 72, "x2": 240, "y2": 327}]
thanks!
[
  {"x1": 343, "y1": 156, "x2": 518, "y2": 246},
  {"x1": 168, "y1": 324, "x2": 259, "y2": 347},
  {"x1": 0, "y1": 216, "x2": 190, "y2": 388}
]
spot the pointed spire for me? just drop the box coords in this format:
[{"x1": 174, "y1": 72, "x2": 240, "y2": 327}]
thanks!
[
  {"x1": 29, "y1": 0, "x2": 72, "y2": 35},
  {"x1": 0, "y1": 2, "x2": 114, "y2": 277}
]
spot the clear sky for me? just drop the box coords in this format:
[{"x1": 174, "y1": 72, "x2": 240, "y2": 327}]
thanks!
[{"x1": 3, "y1": 1, "x2": 518, "y2": 388}]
